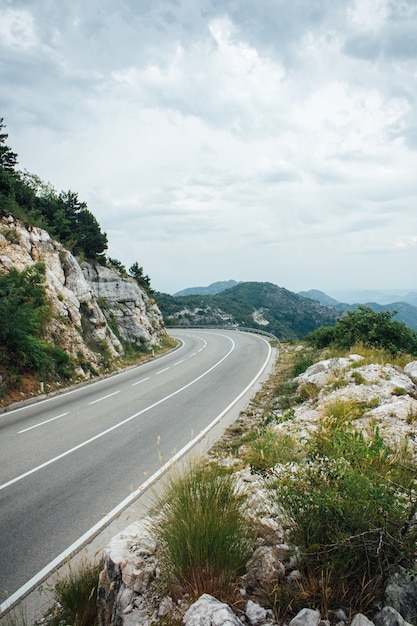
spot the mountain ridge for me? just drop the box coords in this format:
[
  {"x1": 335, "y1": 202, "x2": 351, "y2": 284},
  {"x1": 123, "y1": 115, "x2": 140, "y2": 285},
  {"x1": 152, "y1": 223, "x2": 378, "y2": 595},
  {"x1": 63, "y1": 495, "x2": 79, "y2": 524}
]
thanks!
[
  {"x1": 173, "y1": 280, "x2": 240, "y2": 296},
  {"x1": 156, "y1": 281, "x2": 340, "y2": 340},
  {"x1": 300, "y1": 288, "x2": 417, "y2": 332}
]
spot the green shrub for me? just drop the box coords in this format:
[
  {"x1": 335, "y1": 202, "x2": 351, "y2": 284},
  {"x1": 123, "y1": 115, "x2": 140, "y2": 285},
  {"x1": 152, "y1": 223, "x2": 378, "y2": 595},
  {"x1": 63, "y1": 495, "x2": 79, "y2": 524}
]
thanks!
[
  {"x1": 271, "y1": 411, "x2": 417, "y2": 615},
  {"x1": 298, "y1": 381, "x2": 320, "y2": 402},
  {"x1": 351, "y1": 370, "x2": 367, "y2": 385},
  {"x1": 152, "y1": 462, "x2": 255, "y2": 601},
  {"x1": 244, "y1": 428, "x2": 301, "y2": 474},
  {"x1": 306, "y1": 306, "x2": 417, "y2": 356},
  {"x1": 50, "y1": 560, "x2": 102, "y2": 626},
  {"x1": 292, "y1": 351, "x2": 316, "y2": 376},
  {"x1": 2, "y1": 227, "x2": 20, "y2": 244}
]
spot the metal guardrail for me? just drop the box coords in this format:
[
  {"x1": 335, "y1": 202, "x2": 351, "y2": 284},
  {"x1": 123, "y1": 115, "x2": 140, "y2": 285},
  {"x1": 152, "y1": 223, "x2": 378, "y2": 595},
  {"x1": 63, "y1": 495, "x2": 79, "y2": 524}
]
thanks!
[{"x1": 168, "y1": 324, "x2": 281, "y2": 345}]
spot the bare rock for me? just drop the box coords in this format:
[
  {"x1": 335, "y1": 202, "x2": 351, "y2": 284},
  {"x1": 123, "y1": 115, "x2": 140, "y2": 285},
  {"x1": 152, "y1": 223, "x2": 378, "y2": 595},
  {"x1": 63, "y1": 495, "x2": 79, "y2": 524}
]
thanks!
[
  {"x1": 245, "y1": 546, "x2": 286, "y2": 593},
  {"x1": 373, "y1": 606, "x2": 414, "y2": 626},
  {"x1": 350, "y1": 614, "x2": 375, "y2": 626},
  {"x1": 289, "y1": 608, "x2": 321, "y2": 626},
  {"x1": 245, "y1": 599, "x2": 268, "y2": 625},
  {"x1": 384, "y1": 568, "x2": 417, "y2": 624},
  {"x1": 404, "y1": 361, "x2": 417, "y2": 384},
  {"x1": 183, "y1": 594, "x2": 244, "y2": 626}
]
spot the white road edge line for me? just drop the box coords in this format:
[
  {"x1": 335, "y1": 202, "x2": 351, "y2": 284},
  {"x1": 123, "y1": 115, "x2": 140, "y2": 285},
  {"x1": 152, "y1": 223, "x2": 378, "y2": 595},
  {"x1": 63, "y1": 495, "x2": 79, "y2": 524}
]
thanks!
[
  {"x1": 18, "y1": 413, "x2": 69, "y2": 434},
  {"x1": 88, "y1": 391, "x2": 120, "y2": 405},
  {"x1": 0, "y1": 334, "x2": 272, "y2": 616},
  {"x1": 0, "y1": 336, "x2": 235, "y2": 494}
]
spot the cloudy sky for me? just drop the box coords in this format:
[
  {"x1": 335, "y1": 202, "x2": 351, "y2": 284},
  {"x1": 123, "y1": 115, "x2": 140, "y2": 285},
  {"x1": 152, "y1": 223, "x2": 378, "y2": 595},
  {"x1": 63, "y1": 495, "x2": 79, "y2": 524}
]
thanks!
[{"x1": 1, "y1": 0, "x2": 416, "y2": 296}]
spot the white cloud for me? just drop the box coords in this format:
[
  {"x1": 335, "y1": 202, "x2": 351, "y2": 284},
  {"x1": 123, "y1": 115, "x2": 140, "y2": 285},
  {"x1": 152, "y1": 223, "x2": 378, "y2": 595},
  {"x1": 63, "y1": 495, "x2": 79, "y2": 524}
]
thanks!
[
  {"x1": 0, "y1": 7, "x2": 37, "y2": 48},
  {"x1": 348, "y1": 0, "x2": 389, "y2": 31}
]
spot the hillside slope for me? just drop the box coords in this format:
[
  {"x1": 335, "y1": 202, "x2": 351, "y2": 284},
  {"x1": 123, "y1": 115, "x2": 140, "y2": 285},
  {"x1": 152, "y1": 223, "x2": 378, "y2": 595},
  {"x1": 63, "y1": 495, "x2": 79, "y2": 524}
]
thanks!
[
  {"x1": 173, "y1": 280, "x2": 240, "y2": 296},
  {"x1": 0, "y1": 215, "x2": 167, "y2": 404},
  {"x1": 157, "y1": 281, "x2": 340, "y2": 339}
]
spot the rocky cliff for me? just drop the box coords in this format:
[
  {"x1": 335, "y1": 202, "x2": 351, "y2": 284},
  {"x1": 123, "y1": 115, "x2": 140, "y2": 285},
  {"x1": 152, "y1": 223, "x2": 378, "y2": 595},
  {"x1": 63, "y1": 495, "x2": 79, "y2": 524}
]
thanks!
[{"x1": 0, "y1": 215, "x2": 166, "y2": 379}]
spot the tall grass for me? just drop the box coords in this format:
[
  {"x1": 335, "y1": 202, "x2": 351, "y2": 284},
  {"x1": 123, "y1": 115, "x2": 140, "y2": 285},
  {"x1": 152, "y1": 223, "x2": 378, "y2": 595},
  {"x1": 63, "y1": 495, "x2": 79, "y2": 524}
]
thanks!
[
  {"x1": 49, "y1": 560, "x2": 102, "y2": 626},
  {"x1": 152, "y1": 462, "x2": 255, "y2": 602}
]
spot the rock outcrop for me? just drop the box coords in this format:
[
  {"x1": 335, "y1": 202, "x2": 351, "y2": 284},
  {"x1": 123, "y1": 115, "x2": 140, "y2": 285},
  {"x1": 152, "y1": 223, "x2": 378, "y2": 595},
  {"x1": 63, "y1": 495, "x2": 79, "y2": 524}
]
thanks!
[
  {"x1": 82, "y1": 262, "x2": 165, "y2": 346},
  {"x1": 0, "y1": 215, "x2": 166, "y2": 379}
]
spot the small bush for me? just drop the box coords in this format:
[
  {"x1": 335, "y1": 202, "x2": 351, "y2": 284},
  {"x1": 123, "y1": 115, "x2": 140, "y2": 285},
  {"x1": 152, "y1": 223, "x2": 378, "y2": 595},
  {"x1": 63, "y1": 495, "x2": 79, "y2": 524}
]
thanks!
[
  {"x1": 306, "y1": 306, "x2": 417, "y2": 356},
  {"x1": 244, "y1": 428, "x2": 301, "y2": 474},
  {"x1": 152, "y1": 462, "x2": 255, "y2": 602},
  {"x1": 351, "y1": 370, "x2": 367, "y2": 385},
  {"x1": 271, "y1": 412, "x2": 417, "y2": 615},
  {"x1": 50, "y1": 560, "x2": 102, "y2": 626},
  {"x1": 3, "y1": 227, "x2": 21, "y2": 244},
  {"x1": 298, "y1": 382, "x2": 320, "y2": 402},
  {"x1": 292, "y1": 351, "x2": 316, "y2": 377}
]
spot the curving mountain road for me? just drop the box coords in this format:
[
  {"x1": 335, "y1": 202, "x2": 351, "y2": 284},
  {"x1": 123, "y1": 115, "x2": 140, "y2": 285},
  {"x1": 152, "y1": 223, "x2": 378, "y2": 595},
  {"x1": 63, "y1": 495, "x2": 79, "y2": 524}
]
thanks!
[{"x1": 0, "y1": 329, "x2": 274, "y2": 612}]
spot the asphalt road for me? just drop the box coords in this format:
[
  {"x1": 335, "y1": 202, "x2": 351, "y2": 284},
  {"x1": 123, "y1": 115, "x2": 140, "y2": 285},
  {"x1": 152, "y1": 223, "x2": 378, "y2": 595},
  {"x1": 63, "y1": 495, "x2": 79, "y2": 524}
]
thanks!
[{"x1": 0, "y1": 329, "x2": 273, "y2": 610}]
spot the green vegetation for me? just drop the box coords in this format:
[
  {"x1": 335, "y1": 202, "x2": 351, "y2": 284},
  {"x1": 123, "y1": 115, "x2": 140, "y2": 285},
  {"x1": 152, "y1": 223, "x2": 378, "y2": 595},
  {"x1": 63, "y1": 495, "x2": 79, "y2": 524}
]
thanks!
[
  {"x1": 307, "y1": 306, "x2": 417, "y2": 356},
  {"x1": 49, "y1": 560, "x2": 102, "y2": 626},
  {"x1": 156, "y1": 282, "x2": 339, "y2": 339},
  {"x1": 271, "y1": 413, "x2": 417, "y2": 614},
  {"x1": 242, "y1": 428, "x2": 301, "y2": 474},
  {"x1": 129, "y1": 261, "x2": 154, "y2": 295},
  {"x1": 152, "y1": 462, "x2": 255, "y2": 602},
  {"x1": 0, "y1": 263, "x2": 74, "y2": 395}
]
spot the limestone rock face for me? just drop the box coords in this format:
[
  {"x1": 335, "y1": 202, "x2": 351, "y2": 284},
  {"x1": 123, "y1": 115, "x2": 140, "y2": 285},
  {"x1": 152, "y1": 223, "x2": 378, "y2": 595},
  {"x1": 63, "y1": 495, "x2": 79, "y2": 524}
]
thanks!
[
  {"x1": 82, "y1": 262, "x2": 165, "y2": 346},
  {"x1": 0, "y1": 216, "x2": 166, "y2": 379}
]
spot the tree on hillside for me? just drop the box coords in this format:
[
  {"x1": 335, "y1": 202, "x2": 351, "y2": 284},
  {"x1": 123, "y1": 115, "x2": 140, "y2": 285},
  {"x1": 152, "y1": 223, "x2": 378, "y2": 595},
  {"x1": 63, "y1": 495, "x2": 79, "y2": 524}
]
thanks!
[
  {"x1": 129, "y1": 261, "x2": 153, "y2": 294},
  {"x1": 75, "y1": 209, "x2": 108, "y2": 258},
  {"x1": 0, "y1": 118, "x2": 18, "y2": 170},
  {"x1": 0, "y1": 118, "x2": 107, "y2": 260},
  {"x1": 306, "y1": 305, "x2": 417, "y2": 355}
]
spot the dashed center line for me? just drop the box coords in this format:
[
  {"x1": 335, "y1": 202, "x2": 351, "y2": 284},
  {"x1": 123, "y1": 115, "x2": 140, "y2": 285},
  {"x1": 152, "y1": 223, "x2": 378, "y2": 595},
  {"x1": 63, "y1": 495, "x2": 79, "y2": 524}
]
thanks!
[
  {"x1": 18, "y1": 413, "x2": 69, "y2": 434},
  {"x1": 156, "y1": 367, "x2": 170, "y2": 375},
  {"x1": 131, "y1": 377, "x2": 150, "y2": 386},
  {"x1": 88, "y1": 391, "x2": 120, "y2": 405}
]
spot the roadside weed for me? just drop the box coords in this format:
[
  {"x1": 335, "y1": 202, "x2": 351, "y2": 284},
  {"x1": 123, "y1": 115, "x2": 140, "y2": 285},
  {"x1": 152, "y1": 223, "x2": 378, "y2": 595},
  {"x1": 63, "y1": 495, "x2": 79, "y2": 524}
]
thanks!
[
  {"x1": 49, "y1": 560, "x2": 102, "y2": 626},
  {"x1": 152, "y1": 462, "x2": 255, "y2": 602}
]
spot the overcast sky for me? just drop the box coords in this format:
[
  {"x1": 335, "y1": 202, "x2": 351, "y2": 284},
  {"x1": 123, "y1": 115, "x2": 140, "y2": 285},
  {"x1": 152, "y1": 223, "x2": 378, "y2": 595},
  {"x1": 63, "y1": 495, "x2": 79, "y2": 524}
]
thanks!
[{"x1": 1, "y1": 0, "x2": 416, "y2": 295}]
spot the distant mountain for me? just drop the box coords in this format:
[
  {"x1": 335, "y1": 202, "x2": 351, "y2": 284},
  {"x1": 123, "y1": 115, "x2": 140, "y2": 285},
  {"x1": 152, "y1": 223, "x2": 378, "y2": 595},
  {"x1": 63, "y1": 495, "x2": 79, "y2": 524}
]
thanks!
[
  {"x1": 300, "y1": 289, "x2": 417, "y2": 332},
  {"x1": 403, "y1": 291, "x2": 417, "y2": 307},
  {"x1": 156, "y1": 282, "x2": 340, "y2": 340},
  {"x1": 173, "y1": 280, "x2": 240, "y2": 297},
  {"x1": 298, "y1": 289, "x2": 340, "y2": 307},
  {"x1": 326, "y1": 289, "x2": 417, "y2": 306}
]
